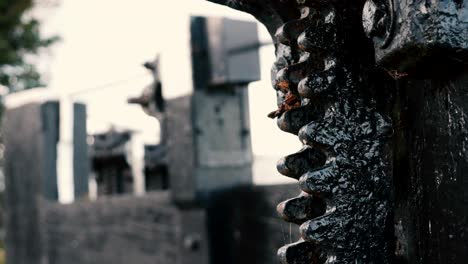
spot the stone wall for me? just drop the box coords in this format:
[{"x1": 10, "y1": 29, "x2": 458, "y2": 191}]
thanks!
[{"x1": 40, "y1": 192, "x2": 195, "y2": 264}]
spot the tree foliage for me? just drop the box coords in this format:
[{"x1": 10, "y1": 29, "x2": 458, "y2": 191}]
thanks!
[{"x1": 0, "y1": 0, "x2": 59, "y2": 92}]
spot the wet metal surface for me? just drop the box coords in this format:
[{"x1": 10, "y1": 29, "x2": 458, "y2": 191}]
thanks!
[
  {"x1": 271, "y1": 3, "x2": 394, "y2": 262},
  {"x1": 207, "y1": 0, "x2": 467, "y2": 263},
  {"x1": 364, "y1": 0, "x2": 468, "y2": 70},
  {"x1": 392, "y1": 73, "x2": 468, "y2": 263},
  {"x1": 208, "y1": 0, "x2": 395, "y2": 263}
]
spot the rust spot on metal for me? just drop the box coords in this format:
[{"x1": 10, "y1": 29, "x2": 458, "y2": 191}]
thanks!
[
  {"x1": 277, "y1": 80, "x2": 291, "y2": 90},
  {"x1": 268, "y1": 93, "x2": 301, "y2": 118}
]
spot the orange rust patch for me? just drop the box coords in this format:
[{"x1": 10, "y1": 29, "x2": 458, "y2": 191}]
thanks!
[
  {"x1": 277, "y1": 80, "x2": 290, "y2": 90},
  {"x1": 268, "y1": 93, "x2": 302, "y2": 119}
]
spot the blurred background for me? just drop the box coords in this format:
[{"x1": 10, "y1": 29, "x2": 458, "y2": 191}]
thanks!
[{"x1": 0, "y1": 1, "x2": 303, "y2": 263}]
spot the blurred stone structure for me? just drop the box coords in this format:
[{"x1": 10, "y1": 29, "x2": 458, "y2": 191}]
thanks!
[
  {"x1": 130, "y1": 17, "x2": 261, "y2": 204},
  {"x1": 167, "y1": 16, "x2": 259, "y2": 205},
  {"x1": 89, "y1": 129, "x2": 134, "y2": 196},
  {"x1": 2, "y1": 16, "x2": 303, "y2": 264},
  {"x1": 2, "y1": 92, "x2": 89, "y2": 263},
  {"x1": 143, "y1": 144, "x2": 168, "y2": 191}
]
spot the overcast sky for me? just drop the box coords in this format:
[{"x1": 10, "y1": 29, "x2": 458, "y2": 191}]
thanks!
[{"x1": 40, "y1": 0, "x2": 299, "y2": 192}]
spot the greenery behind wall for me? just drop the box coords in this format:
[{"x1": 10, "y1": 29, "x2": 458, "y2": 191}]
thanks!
[{"x1": 0, "y1": 0, "x2": 59, "y2": 93}]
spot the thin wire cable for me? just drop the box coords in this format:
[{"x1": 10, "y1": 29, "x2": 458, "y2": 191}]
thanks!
[{"x1": 68, "y1": 72, "x2": 149, "y2": 98}]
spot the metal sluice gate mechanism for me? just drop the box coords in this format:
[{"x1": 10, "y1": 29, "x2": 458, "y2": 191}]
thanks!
[{"x1": 271, "y1": 2, "x2": 393, "y2": 264}]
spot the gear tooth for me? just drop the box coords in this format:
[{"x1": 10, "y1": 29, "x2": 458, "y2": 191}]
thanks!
[
  {"x1": 275, "y1": 24, "x2": 290, "y2": 46},
  {"x1": 275, "y1": 59, "x2": 315, "y2": 91},
  {"x1": 299, "y1": 165, "x2": 337, "y2": 195},
  {"x1": 270, "y1": 1, "x2": 392, "y2": 264},
  {"x1": 277, "y1": 109, "x2": 302, "y2": 134},
  {"x1": 298, "y1": 70, "x2": 337, "y2": 98},
  {"x1": 275, "y1": 20, "x2": 306, "y2": 46},
  {"x1": 276, "y1": 156, "x2": 292, "y2": 177},
  {"x1": 297, "y1": 9, "x2": 338, "y2": 53},
  {"x1": 300, "y1": 215, "x2": 338, "y2": 245},
  {"x1": 277, "y1": 192, "x2": 326, "y2": 224},
  {"x1": 277, "y1": 147, "x2": 327, "y2": 179},
  {"x1": 278, "y1": 240, "x2": 322, "y2": 264},
  {"x1": 277, "y1": 105, "x2": 320, "y2": 135},
  {"x1": 275, "y1": 6, "x2": 313, "y2": 47},
  {"x1": 287, "y1": 62, "x2": 309, "y2": 85},
  {"x1": 297, "y1": 120, "x2": 337, "y2": 147},
  {"x1": 275, "y1": 67, "x2": 292, "y2": 91},
  {"x1": 275, "y1": 89, "x2": 288, "y2": 106}
]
